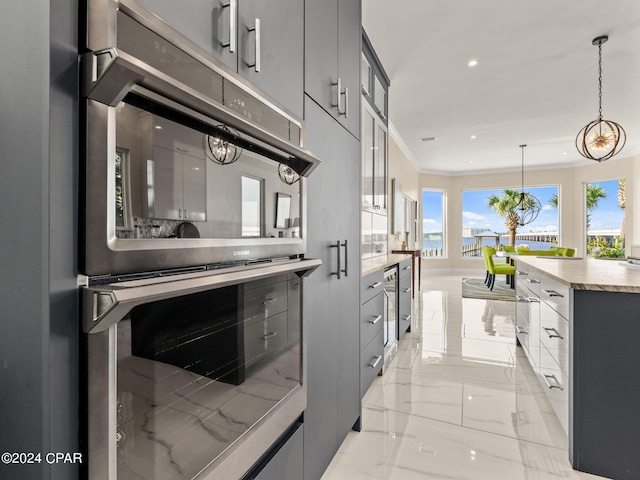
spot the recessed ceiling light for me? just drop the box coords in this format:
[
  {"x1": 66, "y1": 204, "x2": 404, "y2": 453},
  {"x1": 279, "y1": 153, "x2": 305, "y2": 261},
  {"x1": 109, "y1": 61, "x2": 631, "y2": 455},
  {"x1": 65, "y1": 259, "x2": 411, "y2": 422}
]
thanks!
[
  {"x1": 562, "y1": 152, "x2": 568, "y2": 155},
  {"x1": 469, "y1": 160, "x2": 473, "y2": 164},
  {"x1": 468, "y1": 59, "x2": 478, "y2": 67},
  {"x1": 470, "y1": 135, "x2": 477, "y2": 139},
  {"x1": 421, "y1": 136, "x2": 437, "y2": 142},
  {"x1": 155, "y1": 125, "x2": 163, "y2": 129}
]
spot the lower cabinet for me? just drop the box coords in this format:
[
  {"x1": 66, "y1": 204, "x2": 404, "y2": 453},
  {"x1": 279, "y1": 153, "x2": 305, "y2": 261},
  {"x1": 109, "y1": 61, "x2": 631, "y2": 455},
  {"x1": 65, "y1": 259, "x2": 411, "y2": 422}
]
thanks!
[
  {"x1": 398, "y1": 258, "x2": 412, "y2": 337},
  {"x1": 360, "y1": 269, "x2": 384, "y2": 397},
  {"x1": 303, "y1": 96, "x2": 361, "y2": 480}
]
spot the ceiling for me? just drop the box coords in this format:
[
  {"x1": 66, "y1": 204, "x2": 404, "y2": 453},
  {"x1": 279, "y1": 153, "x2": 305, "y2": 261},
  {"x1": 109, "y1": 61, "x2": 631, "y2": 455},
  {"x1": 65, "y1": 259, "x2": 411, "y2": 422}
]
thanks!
[{"x1": 362, "y1": 0, "x2": 640, "y2": 175}]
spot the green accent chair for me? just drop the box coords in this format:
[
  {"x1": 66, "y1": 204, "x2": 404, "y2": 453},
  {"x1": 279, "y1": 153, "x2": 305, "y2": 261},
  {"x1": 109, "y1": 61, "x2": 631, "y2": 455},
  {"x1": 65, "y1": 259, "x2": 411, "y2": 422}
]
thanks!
[
  {"x1": 502, "y1": 245, "x2": 515, "y2": 252},
  {"x1": 516, "y1": 248, "x2": 556, "y2": 256},
  {"x1": 482, "y1": 246, "x2": 516, "y2": 291},
  {"x1": 556, "y1": 247, "x2": 576, "y2": 257}
]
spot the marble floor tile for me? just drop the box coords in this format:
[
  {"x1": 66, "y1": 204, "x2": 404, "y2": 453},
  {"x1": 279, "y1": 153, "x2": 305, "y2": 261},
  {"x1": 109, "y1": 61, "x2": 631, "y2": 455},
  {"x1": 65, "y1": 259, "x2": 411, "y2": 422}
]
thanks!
[{"x1": 321, "y1": 273, "x2": 610, "y2": 480}]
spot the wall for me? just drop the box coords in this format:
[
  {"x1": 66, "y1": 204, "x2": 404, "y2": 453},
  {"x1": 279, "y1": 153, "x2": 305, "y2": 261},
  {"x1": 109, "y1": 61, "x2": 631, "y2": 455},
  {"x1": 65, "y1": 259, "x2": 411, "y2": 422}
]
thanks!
[
  {"x1": 418, "y1": 154, "x2": 637, "y2": 271},
  {"x1": 387, "y1": 134, "x2": 420, "y2": 251},
  {"x1": 0, "y1": 1, "x2": 79, "y2": 479}
]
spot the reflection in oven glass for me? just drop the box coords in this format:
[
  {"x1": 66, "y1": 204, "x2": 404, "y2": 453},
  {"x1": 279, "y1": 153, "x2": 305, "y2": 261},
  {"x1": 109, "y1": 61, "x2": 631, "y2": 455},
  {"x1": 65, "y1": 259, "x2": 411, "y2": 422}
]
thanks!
[{"x1": 115, "y1": 274, "x2": 301, "y2": 479}]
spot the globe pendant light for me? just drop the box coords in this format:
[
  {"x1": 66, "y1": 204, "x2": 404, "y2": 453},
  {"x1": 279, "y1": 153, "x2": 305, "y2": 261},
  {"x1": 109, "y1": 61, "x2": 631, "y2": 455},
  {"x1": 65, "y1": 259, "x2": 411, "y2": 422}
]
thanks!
[
  {"x1": 278, "y1": 163, "x2": 300, "y2": 185},
  {"x1": 576, "y1": 36, "x2": 626, "y2": 162},
  {"x1": 204, "y1": 125, "x2": 243, "y2": 165},
  {"x1": 512, "y1": 144, "x2": 541, "y2": 227}
]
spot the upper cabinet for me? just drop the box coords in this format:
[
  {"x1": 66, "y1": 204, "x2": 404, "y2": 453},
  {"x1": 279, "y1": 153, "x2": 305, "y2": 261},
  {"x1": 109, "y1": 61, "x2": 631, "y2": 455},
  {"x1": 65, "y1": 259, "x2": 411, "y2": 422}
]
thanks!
[
  {"x1": 361, "y1": 30, "x2": 390, "y2": 124},
  {"x1": 304, "y1": 0, "x2": 361, "y2": 138},
  {"x1": 134, "y1": 0, "x2": 304, "y2": 118}
]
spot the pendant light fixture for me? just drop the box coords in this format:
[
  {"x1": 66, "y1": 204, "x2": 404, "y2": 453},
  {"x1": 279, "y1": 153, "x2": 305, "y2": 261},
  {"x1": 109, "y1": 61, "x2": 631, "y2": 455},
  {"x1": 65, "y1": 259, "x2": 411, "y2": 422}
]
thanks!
[
  {"x1": 278, "y1": 163, "x2": 300, "y2": 185},
  {"x1": 512, "y1": 144, "x2": 541, "y2": 227},
  {"x1": 204, "y1": 125, "x2": 243, "y2": 165},
  {"x1": 576, "y1": 35, "x2": 626, "y2": 162}
]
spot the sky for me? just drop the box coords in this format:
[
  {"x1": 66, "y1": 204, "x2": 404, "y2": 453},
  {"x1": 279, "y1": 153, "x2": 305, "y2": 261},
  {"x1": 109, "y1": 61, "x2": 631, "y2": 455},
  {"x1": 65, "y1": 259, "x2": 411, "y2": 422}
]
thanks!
[{"x1": 423, "y1": 179, "x2": 625, "y2": 236}]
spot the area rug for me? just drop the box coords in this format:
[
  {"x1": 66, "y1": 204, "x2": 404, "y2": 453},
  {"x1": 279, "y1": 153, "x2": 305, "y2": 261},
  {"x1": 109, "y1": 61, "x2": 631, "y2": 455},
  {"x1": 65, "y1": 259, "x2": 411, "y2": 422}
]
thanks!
[{"x1": 462, "y1": 277, "x2": 515, "y2": 302}]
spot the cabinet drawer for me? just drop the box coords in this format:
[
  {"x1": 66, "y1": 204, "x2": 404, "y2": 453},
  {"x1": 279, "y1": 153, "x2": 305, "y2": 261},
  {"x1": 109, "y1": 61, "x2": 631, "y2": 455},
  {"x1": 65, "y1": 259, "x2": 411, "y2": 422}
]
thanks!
[
  {"x1": 399, "y1": 258, "x2": 412, "y2": 278},
  {"x1": 361, "y1": 331, "x2": 383, "y2": 397},
  {"x1": 539, "y1": 344, "x2": 569, "y2": 434},
  {"x1": 515, "y1": 262, "x2": 530, "y2": 293},
  {"x1": 244, "y1": 280, "x2": 288, "y2": 323},
  {"x1": 244, "y1": 312, "x2": 288, "y2": 367},
  {"x1": 361, "y1": 269, "x2": 384, "y2": 304},
  {"x1": 539, "y1": 302, "x2": 569, "y2": 375},
  {"x1": 398, "y1": 273, "x2": 412, "y2": 305},
  {"x1": 525, "y1": 269, "x2": 541, "y2": 296},
  {"x1": 360, "y1": 293, "x2": 384, "y2": 348},
  {"x1": 539, "y1": 274, "x2": 570, "y2": 320},
  {"x1": 398, "y1": 298, "x2": 411, "y2": 337}
]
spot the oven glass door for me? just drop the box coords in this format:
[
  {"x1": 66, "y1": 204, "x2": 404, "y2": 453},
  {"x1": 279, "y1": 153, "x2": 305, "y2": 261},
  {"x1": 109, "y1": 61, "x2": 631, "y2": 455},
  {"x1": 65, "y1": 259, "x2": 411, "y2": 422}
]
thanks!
[{"x1": 112, "y1": 273, "x2": 301, "y2": 479}]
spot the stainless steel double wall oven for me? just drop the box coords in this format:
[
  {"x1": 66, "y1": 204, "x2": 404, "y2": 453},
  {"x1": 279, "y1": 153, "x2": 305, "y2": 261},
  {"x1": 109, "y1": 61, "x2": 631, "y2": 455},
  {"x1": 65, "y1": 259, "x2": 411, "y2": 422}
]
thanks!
[{"x1": 80, "y1": 1, "x2": 320, "y2": 478}]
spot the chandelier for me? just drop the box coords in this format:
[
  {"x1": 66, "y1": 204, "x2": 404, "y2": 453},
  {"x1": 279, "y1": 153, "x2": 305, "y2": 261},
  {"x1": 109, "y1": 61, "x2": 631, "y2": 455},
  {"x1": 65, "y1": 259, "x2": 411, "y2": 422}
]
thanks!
[
  {"x1": 204, "y1": 125, "x2": 243, "y2": 165},
  {"x1": 512, "y1": 145, "x2": 541, "y2": 227},
  {"x1": 278, "y1": 163, "x2": 300, "y2": 185},
  {"x1": 575, "y1": 35, "x2": 626, "y2": 162}
]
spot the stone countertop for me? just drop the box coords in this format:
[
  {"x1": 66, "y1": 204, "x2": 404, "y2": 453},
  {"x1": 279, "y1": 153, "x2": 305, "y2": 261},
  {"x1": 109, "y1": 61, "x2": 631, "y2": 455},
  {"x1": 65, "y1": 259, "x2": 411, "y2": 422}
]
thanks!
[
  {"x1": 514, "y1": 256, "x2": 640, "y2": 293},
  {"x1": 362, "y1": 253, "x2": 413, "y2": 276}
]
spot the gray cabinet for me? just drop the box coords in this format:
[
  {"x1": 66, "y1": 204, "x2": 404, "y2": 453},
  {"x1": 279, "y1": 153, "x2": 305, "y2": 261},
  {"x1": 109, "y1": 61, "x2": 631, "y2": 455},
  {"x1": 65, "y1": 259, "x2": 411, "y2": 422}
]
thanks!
[
  {"x1": 305, "y1": 0, "x2": 361, "y2": 137},
  {"x1": 134, "y1": 0, "x2": 304, "y2": 118},
  {"x1": 253, "y1": 423, "x2": 304, "y2": 480},
  {"x1": 360, "y1": 269, "x2": 384, "y2": 397},
  {"x1": 303, "y1": 96, "x2": 361, "y2": 480},
  {"x1": 398, "y1": 258, "x2": 412, "y2": 337}
]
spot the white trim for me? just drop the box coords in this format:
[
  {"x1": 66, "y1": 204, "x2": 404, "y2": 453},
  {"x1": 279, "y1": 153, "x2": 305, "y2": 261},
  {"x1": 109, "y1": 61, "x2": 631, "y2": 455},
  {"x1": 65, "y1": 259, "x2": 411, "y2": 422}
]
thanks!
[{"x1": 388, "y1": 120, "x2": 421, "y2": 172}]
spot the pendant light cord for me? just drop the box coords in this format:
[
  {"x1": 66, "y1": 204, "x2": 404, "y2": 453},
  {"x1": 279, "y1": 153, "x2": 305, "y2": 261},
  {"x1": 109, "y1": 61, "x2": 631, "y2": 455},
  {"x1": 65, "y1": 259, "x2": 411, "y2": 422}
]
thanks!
[{"x1": 598, "y1": 40, "x2": 603, "y2": 121}]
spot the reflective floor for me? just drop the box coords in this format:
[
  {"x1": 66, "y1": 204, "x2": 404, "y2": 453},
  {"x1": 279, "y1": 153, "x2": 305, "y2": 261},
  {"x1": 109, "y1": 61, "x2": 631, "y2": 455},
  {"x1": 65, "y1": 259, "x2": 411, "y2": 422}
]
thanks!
[{"x1": 322, "y1": 273, "x2": 609, "y2": 480}]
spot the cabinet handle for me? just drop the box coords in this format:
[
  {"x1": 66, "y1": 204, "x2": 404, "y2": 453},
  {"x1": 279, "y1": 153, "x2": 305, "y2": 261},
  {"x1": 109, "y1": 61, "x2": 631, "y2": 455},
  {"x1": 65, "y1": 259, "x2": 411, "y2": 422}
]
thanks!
[
  {"x1": 340, "y1": 86, "x2": 349, "y2": 117},
  {"x1": 178, "y1": 208, "x2": 183, "y2": 219},
  {"x1": 370, "y1": 315, "x2": 382, "y2": 325},
  {"x1": 331, "y1": 77, "x2": 342, "y2": 113},
  {"x1": 247, "y1": 19, "x2": 261, "y2": 72},
  {"x1": 516, "y1": 326, "x2": 528, "y2": 335},
  {"x1": 516, "y1": 270, "x2": 528, "y2": 276},
  {"x1": 543, "y1": 373, "x2": 564, "y2": 390},
  {"x1": 403, "y1": 265, "x2": 411, "y2": 271},
  {"x1": 526, "y1": 278, "x2": 540, "y2": 284},
  {"x1": 341, "y1": 240, "x2": 348, "y2": 277},
  {"x1": 183, "y1": 208, "x2": 188, "y2": 219},
  {"x1": 543, "y1": 327, "x2": 564, "y2": 340},
  {"x1": 542, "y1": 289, "x2": 564, "y2": 298},
  {"x1": 402, "y1": 314, "x2": 411, "y2": 322},
  {"x1": 262, "y1": 298, "x2": 277, "y2": 305},
  {"x1": 221, "y1": 0, "x2": 236, "y2": 53},
  {"x1": 403, "y1": 288, "x2": 411, "y2": 294},
  {"x1": 527, "y1": 297, "x2": 539, "y2": 303},
  {"x1": 515, "y1": 295, "x2": 527, "y2": 302},
  {"x1": 260, "y1": 332, "x2": 278, "y2": 341},
  {"x1": 369, "y1": 355, "x2": 382, "y2": 369},
  {"x1": 370, "y1": 281, "x2": 382, "y2": 289},
  {"x1": 330, "y1": 240, "x2": 341, "y2": 279}
]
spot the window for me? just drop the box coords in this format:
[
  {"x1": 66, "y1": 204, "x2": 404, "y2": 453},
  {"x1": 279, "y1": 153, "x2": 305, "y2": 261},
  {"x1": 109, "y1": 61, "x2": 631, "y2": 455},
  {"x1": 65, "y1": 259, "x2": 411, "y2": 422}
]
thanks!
[
  {"x1": 422, "y1": 189, "x2": 445, "y2": 258},
  {"x1": 461, "y1": 186, "x2": 559, "y2": 257},
  {"x1": 585, "y1": 179, "x2": 625, "y2": 257},
  {"x1": 242, "y1": 175, "x2": 263, "y2": 237}
]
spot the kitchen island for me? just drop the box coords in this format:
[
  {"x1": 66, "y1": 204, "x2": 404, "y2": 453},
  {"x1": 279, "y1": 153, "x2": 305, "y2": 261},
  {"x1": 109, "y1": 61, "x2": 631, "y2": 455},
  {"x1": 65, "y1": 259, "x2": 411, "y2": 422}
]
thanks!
[{"x1": 514, "y1": 256, "x2": 640, "y2": 480}]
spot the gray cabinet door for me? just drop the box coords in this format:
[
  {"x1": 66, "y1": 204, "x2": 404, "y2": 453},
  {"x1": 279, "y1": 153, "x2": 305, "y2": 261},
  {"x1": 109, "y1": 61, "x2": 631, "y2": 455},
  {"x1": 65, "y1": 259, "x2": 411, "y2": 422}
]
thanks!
[
  {"x1": 303, "y1": 96, "x2": 361, "y2": 480},
  {"x1": 254, "y1": 424, "x2": 304, "y2": 480},
  {"x1": 238, "y1": 0, "x2": 304, "y2": 118},
  {"x1": 304, "y1": 0, "x2": 360, "y2": 138},
  {"x1": 134, "y1": 0, "x2": 237, "y2": 71},
  {"x1": 337, "y1": 0, "x2": 361, "y2": 137}
]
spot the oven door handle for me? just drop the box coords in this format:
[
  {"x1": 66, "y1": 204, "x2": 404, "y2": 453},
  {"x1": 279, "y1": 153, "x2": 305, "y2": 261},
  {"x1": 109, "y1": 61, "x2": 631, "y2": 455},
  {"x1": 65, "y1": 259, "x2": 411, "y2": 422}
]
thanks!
[
  {"x1": 81, "y1": 47, "x2": 321, "y2": 176},
  {"x1": 82, "y1": 258, "x2": 321, "y2": 334}
]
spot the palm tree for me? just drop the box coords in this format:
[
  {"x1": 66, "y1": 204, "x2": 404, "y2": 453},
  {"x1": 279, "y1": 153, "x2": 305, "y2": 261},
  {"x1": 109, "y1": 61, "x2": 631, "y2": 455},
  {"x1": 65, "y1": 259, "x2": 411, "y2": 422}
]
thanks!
[
  {"x1": 487, "y1": 189, "x2": 535, "y2": 246},
  {"x1": 549, "y1": 184, "x2": 607, "y2": 229}
]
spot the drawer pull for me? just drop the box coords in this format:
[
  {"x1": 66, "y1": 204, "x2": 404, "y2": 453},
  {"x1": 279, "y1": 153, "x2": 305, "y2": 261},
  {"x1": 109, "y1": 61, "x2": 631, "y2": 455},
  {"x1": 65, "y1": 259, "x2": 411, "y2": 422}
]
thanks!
[
  {"x1": 543, "y1": 373, "x2": 564, "y2": 390},
  {"x1": 528, "y1": 297, "x2": 539, "y2": 303},
  {"x1": 370, "y1": 315, "x2": 382, "y2": 325},
  {"x1": 543, "y1": 289, "x2": 564, "y2": 298},
  {"x1": 260, "y1": 332, "x2": 278, "y2": 341},
  {"x1": 369, "y1": 355, "x2": 382, "y2": 369},
  {"x1": 516, "y1": 270, "x2": 528, "y2": 276},
  {"x1": 403, "y1": 265, "x2": 411, "y2": 271},
  {"x1": 516, "y1": 326, "x2": 528, "y2": 335},
  {"x1": 370, "y1": 281, "x2": 382, "y2": 289},
  {"x1": 516, "y1": 295, "x2": 527, "y2": 302},
  {"x1": 526, "y1": 278, "x2": 540, "y2": 284},
  {"x1": 543, "y1": 327, "x2": 564, "y2": 340},
  {"x1": 402, "y1": 314, "x2": 411, "y2": 322},
  {"x1": 403, "y1": 288, "x2": 411, "y2": 294},
  {"x1": 262, "y1": 298, "x2": 277, "y2": 305}
]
